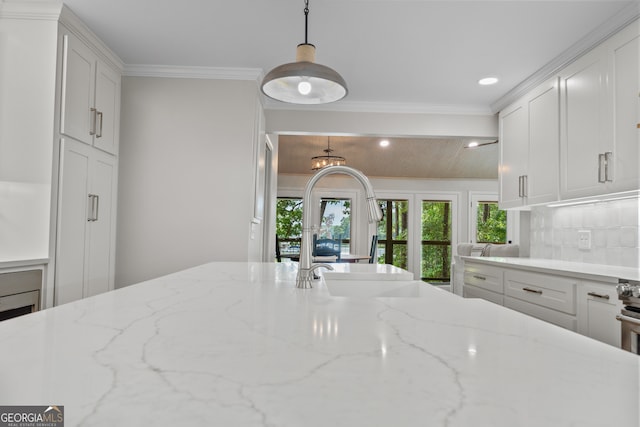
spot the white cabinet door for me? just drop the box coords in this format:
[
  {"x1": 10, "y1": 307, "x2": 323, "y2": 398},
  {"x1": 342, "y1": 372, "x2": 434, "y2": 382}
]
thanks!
[
  {"x1": 85, "y1": 151, "x2": 117, "y2": 297},
  {"x1": 55, "y1": 138, "x2": 116, "y2": 305},
  {"x1": 55, "y1": 139, "x2": 90, "y2": 305},
  {"x1": 560, "y1": 20, "x2": 639, "y2": 199},
  {"x1": 577, "y1": 281, "x2": 622, "y2": 347},
  {"x1": 60, "y1": 32, "x2": 96, "y2": 146},
  {"x1": 499, "y1": 101, "x2": 528, "y2": 208},
  {"x1": 499, "y1": 77, "x2": 559, "y2": 208},
  {"x1": 559, "y1": 45, "x2": 610, "y2": 199},
  {"x1": 609, "y1": 24, "x2": 640, "y2": 192},
  {"x1": 94, "y1": 62, "x2": 120, "y2": 155},
  {"x1": 527, "y1": 78, "x2": 559, "y2": 205},
  {"x1": 59, "y1": 31, "x2": 120, "y2": 155}
]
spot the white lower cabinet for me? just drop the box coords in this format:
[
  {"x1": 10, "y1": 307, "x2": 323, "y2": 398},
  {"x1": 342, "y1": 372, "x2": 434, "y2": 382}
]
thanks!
[
  {"x1": 55, "y1": 138, "x2": 117, "y2": 305},
  {"x1": 463, "y1": 263, "x2": 504, "y2": 304},
  {"x1": 504, "y1": 270, "x2": 576, "y2": 318},
  {"x1": 463, "y1": 261, "x2": 621, "y2": 347},
  {"x1": 577, "y1": 281, "x2": 623, "y2": 347}
]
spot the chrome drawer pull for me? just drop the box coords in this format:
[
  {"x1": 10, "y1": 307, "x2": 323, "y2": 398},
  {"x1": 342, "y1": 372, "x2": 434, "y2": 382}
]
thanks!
[
  {"x1": 523, "y1": 287, "x2": 542, "y2": 294},
  {"x1": 473, "y1": 275, "x2": 486, "y2": 281},
  {"x1": 587, "y1": 292, "x2": 610, "y2": 300}
]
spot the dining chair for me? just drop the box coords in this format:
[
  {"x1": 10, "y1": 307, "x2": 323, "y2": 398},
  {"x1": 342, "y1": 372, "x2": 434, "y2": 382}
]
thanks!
[
  {"x1": 368, "y1": 235, "x2": 379, "y2": 263},
  {"x1": 312, "y1": 234, "x2": 342, "y2": 262},
  {"x1": 275, "y1": 235, "x2": 282, "y2": 262}
]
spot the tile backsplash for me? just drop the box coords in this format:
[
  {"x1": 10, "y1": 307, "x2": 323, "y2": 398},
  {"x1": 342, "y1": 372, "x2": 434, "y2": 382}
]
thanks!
[{"x1": 529, "y1": 197, "x2": 639, "y2": 268}]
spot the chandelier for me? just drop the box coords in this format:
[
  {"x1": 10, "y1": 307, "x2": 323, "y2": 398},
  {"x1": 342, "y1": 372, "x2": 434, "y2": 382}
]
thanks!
[{"x1": 311, "y1": 137, "x2": 346, "y2": 170}]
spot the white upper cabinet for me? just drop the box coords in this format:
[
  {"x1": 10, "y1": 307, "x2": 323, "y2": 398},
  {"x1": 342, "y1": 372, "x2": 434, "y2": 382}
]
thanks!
[
  {"x1": 499, "y1": 77, "x2": 559, "y2": 209},
  {"x1": 499, "y1": 101, "x2": 527, "y2": 207},
  {"x1": 560, "y1": 21, "x2": 639, "y2": 199},
  {"x1": 60, "y1": 30, "x2": 120, "y2": 156},
  {"x1": 609, "y1": 23, "x2": 640, "y2": 193},
  {"x1": 499, "y1": 18, "x2": 639, "y2": 208}
]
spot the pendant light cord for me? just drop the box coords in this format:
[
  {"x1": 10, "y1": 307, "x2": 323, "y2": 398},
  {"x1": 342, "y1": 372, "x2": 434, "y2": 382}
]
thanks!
[{"x1": 304, "y1": 0, "x2": 309, "y2": 44}]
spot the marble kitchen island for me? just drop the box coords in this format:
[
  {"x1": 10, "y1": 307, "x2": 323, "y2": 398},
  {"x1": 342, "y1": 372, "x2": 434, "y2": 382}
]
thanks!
[{"x1": 0, "y1": 262, "x2": 638, "y2": 426}]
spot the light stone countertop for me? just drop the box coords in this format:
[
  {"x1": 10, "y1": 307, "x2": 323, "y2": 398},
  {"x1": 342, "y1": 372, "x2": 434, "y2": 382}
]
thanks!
[
  {"x1": 0, "y1": 262, "x2": 638, "y2": 426},
  {"x1": 460, "y1": 256, "x2": 640, "y2": 283}
]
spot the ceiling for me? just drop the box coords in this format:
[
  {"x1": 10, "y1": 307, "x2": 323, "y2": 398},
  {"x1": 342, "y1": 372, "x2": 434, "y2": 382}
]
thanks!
[
  {"x1": 61, "y1": 0, "x2": 638, "y2": 178},
  {"x1": 278, "y1": 135, "x2": 499, "y2": 179}
]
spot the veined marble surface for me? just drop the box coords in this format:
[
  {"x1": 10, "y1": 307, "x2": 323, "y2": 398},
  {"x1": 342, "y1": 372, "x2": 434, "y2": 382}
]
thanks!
[{"x1": 0, "y1": 262, "x2": 638, "y2": 426}]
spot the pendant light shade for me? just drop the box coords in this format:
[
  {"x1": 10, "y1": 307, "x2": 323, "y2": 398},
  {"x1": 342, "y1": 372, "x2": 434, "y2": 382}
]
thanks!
[{"x1": 261, "y1": 1, "x2": 348, "y2": 104}]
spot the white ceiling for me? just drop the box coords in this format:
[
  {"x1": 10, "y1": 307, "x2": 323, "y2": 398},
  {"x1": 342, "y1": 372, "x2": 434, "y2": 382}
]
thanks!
[{"x1": 61, "y1": 0, "x2": 638, "y2": 178}]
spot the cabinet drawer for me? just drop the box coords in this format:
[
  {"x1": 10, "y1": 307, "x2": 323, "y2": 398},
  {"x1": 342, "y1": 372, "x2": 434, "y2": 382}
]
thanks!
[
  {"x1": 463, "y1": 284, "x2": 504, "y2": 305},
  {"x1": 504, "y1": 270, "x2": 576, "y2": 315},
  {"x1": 463, "y1": 263, "x2": 503, "y2": 294},
  {"x1": 504, "y1": 296, "x2": 577, "y2": 331}
]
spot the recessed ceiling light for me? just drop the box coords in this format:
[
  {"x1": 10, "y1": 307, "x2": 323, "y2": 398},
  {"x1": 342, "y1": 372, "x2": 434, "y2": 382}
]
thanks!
[
  {"x1": 379, "y1": 140, "x2": 390, "y2": 147},
  {"x1": 478, "y1": 77, "x2": 499, "y2": 86}
]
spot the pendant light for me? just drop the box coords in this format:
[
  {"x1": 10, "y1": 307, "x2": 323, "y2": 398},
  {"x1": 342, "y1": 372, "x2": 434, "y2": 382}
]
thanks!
[
  {"x1": 261, "y1": 0, "x2": 348, "y2": 104},
  {"x1": 311, "y1": 137, "x2": 346, "y2": 170}
]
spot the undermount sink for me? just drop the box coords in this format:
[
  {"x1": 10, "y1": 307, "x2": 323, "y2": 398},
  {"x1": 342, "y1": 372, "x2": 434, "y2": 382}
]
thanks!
[
  {"x1": 324, "y1": 280, "x2": 431, "y2": 298},
  {"x1": 321, "y1": 263, "x2": 414, "y2": 281}
]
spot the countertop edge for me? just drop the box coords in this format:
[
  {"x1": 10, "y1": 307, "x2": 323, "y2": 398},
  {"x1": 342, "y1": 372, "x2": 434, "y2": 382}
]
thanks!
[
  {"x1": 459, "y1": 256, "x2": 639, "y2": 283},
  {"x1": 0, "y1": 259, "x2": 48, "y2": 270}
]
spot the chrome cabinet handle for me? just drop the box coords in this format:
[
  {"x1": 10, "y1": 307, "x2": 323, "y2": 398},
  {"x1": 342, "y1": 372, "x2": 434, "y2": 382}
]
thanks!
[
  {"x1": 521, "y1": 175, "x2": 528, "y2": 198},
  {"x1": 89, "y1": 108, "x2": 97, "y2": 136},
  {"x1": 598, "y1": 153, "x2": 606, "y2": 183},
  {"x1": 523, "y1": 287, "x2": 542, "y2": 294},
  {"x1": 587, "y1": 292, "x2": 610, "y2": 300},
  {"x1": 604, "y1": 152, "x2": 613, "y2": 182},
  {"x1": 518, "y1": 176, "x2": 524, "y2": 198},
  {"x1": 87, "y1": 194, "x2": 95, "y2": 221},
  {"x1": 473, "y1": 275, "x2": 486, "y2": 281},
  {"x1": 96, "y1": 111, "x2": 103, "y2": 138},
  {"x1": 87, "y1": 194, "x2": 99, "y2": 222}
]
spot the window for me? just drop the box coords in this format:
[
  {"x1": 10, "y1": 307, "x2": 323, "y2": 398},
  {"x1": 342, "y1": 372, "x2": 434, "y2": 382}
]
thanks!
[
  {"x1": 421, "y1": 200, "x2": 452, "y2": 283},
  {"x1": 377, "y1": 200, "x2": 409, "y2": 269},
  {"x1": 319, "y1": 198, "x2": 351, "y2": 253},
  {"x1": 469, "y1": 194, "x2": 509, "y2": 244},
  {"x1": 475, "y1": 201, "x2": 507, "y2": 244},
  {"x1": 276, "y1": 197, "x2": 303, "y2": 256}
]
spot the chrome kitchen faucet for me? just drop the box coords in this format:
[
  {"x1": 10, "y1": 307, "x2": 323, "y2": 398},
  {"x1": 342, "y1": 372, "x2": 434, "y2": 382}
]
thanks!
[{"x1": 296, "y1": 165, "x2": 383, "y2": 289}]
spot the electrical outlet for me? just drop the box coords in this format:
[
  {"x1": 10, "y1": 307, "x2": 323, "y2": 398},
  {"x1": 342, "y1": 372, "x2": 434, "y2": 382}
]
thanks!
[{"x1": 578, "y1": 230, "x2": 591, "y2": 250}]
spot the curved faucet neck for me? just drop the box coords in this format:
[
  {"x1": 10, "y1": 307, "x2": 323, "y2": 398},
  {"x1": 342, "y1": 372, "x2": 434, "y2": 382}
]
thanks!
[{"x1": 296, "y1": 166, "x2": 382, "y2": 289}]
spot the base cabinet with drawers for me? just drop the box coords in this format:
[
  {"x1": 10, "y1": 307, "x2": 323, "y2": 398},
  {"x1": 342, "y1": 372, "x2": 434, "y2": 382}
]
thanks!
[
  {"x1": 463, "y1": 261, "x2": 622, "y2": 347},
  {"x1": 577, "y1": 281, "x2": 623, "y2": 347}
]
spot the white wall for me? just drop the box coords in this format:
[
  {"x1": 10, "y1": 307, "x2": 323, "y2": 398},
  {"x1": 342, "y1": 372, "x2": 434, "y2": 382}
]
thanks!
[
  {"x1": 530, "y1": 197, "x2": 639, "y2": 268},
  {"x1": 0, "y1": 16, "x2": 58, "y2": 260},
  {"x1": 116, "y1": 77, "x2": 263, "y2": 287}
]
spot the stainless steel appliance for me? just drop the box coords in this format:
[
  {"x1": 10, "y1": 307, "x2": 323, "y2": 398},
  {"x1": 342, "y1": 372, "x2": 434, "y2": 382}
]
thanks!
[
  {"x1": 0, "y1": 269, "x2": 41, "y2": 322},
  {"x1": 616, "y1": 279, "x2": 640, "y2": 354}
]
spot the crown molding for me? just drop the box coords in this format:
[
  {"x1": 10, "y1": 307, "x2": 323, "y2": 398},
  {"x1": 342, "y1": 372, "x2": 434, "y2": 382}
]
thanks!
[
  {"x1": 263, "y1": 98, "x2": 494, "y2": 116},
  {"x1": 0, "y1": 0, "x2": 62, "y2": 20},
  {"x1": 491, "y1": 2, "x2": 640, "y2": 113},
  {"x1": 59, "y1": 5, "x2": 124, "y2": 71},
  {"x1": 123, "y1": 64, "x2": 264, "y2": 82}
]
